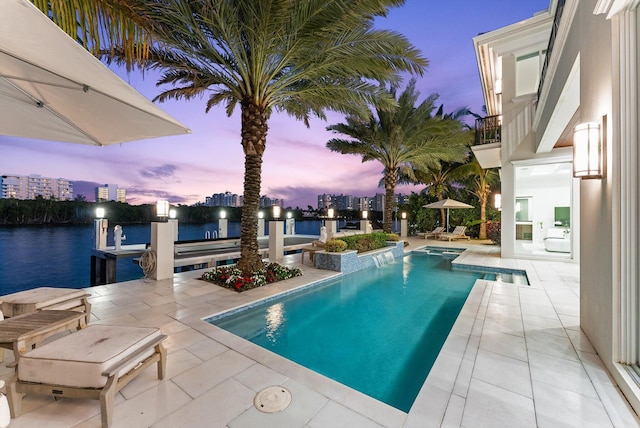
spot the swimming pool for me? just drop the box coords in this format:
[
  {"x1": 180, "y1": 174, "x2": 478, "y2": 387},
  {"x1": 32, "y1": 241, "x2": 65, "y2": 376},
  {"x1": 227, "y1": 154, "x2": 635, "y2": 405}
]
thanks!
[{"x1": 208, "y1": 253, "x2": 482, "y2": 412}]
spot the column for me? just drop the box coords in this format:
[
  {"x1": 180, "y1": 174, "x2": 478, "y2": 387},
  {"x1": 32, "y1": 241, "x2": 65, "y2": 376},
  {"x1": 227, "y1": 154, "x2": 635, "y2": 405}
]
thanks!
[
  {"x1": 269, "y1": 221, "x2": 284, "y2": 261},
  {"x1": 151, "y1": 222, "x2": 174, "y2": 280}
]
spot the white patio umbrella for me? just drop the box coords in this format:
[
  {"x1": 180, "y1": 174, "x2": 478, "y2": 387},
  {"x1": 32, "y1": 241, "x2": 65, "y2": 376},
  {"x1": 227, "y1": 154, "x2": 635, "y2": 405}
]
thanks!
[
  {"x1": 423, "y1": 198, "x2": 474, "y2": 232},
  {"x1": 0, "y1": 0, "x2": 190, "y2": 146}
]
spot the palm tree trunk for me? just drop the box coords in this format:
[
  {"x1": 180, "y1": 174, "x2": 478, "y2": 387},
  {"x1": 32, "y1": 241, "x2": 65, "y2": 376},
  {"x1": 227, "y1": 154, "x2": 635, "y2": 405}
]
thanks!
[
  {"x1": 237, "y1": 100, "x2": 268, "y2": 274},
  {"x1": 479, "y1": 198, "x2": 487, "y2": 240},
  {"x1": 383, "y1": 170, "x2": 397, "y2": 233},
  {"x1": 437, "y1": 193, "x2": 445, "y2": 228}
]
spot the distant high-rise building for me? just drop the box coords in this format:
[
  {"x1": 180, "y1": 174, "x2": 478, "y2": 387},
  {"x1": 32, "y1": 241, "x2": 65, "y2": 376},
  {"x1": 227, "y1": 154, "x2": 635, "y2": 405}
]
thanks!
[
  {"x1": 206, "y1": 191, "x2": 243, "y2": 207},
  {"x1": 371, "y1": 193, "x2": 385, "y2": 212},
  {"x1": 317, "y1": 194, "x2": 332, "y2": 209},
  {"x1": 0, "y1": 174, "x2": 73, "y2": 200},
  {"x1": 95, "y1": 184, "x2": 125, "y2": 202}
]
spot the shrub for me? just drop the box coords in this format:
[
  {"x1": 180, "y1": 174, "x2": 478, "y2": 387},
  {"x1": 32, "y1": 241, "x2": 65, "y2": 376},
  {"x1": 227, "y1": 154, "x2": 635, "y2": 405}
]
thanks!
[
  {"x1": 339, "y1": 232, "x2": 388, "y2": 253},
  {"x1": 325, "y1": 239, "x2": 348, "y2": 252},
  {"x1": 201, "y1": 262, "x2": 302, "y2": 292},
  {"x1": 386, "y1": 233, "x2": 400, "y2": 242},
  {"x1": 486, "y1": 221, "x2": 501, "y2": 244}
]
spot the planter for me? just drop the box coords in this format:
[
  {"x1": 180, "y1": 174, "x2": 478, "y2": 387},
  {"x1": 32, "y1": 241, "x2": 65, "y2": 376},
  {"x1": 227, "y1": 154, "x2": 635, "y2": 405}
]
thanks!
[{"x1": 313, "y1": 241, "x2": 404, "y2": 274}]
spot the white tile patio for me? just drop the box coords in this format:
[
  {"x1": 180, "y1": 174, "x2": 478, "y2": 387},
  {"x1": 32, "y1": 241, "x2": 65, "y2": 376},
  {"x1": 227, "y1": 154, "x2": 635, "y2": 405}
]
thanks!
[{"x1": 2, "y1": 237, "x2": 639, "y2": 427}]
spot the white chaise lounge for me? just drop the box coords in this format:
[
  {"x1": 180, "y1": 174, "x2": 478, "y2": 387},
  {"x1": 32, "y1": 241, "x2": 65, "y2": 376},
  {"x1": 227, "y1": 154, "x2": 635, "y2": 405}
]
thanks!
[{"x1": 7, "y1": 324, "x2": 167, "y2": 428}]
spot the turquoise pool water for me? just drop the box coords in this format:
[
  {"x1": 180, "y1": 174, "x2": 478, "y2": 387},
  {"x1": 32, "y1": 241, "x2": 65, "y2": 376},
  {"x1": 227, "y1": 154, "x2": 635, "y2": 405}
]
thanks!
[{"x1": 208, "y1": 253, "x2": 482, "y2": 412}]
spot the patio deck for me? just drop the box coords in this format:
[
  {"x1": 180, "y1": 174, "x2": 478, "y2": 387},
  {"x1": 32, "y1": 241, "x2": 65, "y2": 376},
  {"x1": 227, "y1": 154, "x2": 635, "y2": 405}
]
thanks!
[{"x1": 1, "y1": 237, "x2": 638, "y2": 427}]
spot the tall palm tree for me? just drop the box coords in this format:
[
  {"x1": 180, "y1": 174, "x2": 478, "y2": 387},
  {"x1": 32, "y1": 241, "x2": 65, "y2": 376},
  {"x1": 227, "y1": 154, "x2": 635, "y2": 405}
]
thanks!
[
  {"x1": 30, "y1": 0, "x2": 152, "y2": 70},
  {"x1": 407, "y1": 162, "x2": 459, "y2": 226},
  {"x1": 326, "y1": 79, "x2": 469, "y2": 233},
  {"x1": 452, "y1": 155, "x2": 499, "y2": 240},
  {"x1": 108, "y1": 0, "x2": 426, "y2": 272}
]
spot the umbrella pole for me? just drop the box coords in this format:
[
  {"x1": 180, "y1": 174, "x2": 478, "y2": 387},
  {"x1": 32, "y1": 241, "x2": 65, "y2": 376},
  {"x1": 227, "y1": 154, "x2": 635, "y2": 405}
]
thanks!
[{"x1": 447, "y1": 208, "x2": 450, "y2": 232}]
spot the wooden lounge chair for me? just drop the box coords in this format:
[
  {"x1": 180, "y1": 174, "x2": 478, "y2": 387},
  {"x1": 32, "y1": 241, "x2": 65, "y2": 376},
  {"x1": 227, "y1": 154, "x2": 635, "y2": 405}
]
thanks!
[
  {"x1": 423, "y1": 226, "x2": 445, "y2": 239},
  {"x1": 439, "y1": 226, "x2": 471, "y2": 241},
  {"x1": 7, "y1": 325, "x2": 167, "y2": 428}
]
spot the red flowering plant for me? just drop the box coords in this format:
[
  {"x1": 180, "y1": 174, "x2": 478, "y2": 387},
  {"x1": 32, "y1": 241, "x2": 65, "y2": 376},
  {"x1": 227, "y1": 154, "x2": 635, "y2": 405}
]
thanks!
[{"x1": 201, "y1": 262, "x2": 302, "y2": 292}]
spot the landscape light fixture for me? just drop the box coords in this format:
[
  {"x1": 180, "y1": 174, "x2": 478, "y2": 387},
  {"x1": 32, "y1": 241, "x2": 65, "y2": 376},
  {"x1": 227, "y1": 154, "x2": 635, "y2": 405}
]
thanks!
[
  {"x1": 272, "y1": 205, "x2": 281, "y2": 219},
  {"x1": 258, "y1": 211, "x2": 264, "y2": 219},
  {"x1": 573, "y1": 120, "x2": 605, "y2": 179},
  {"x1": 328, "y1": 208, "x2": 335, "y2": 219},
  {"x1": 169, "y1": 209, "x2": 177, "y2": 219},
  {"x1": 362, "y1": 210, "x2": 368, "y2": 219},
  {"x1": 95, "y1": 207, "x2": 105, "y2": 219},
  {"x1": 219, "y1": 210, "x2": 226, "y2": 219},
  {"x1": 156, "y1": 200, "x2": 170, "y2": 218},
  {"x1": 401, "y1": 212, "x2": 407, "y2": 219},
  {"x1": 287, "y1": 211, "x2": 292, "y2": 219}
]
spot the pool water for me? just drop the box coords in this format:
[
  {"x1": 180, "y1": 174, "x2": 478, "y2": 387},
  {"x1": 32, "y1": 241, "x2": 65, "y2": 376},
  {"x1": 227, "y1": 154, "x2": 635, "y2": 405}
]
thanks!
[{"x1": 208, "y1": 253, "x2": 482, "y2": 412}]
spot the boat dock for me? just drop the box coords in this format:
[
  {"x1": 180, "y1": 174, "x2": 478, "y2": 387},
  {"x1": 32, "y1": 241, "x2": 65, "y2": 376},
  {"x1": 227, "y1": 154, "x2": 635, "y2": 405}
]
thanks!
[{"x1": 90, "y1": 235, "x2": 318, "y2": 286}]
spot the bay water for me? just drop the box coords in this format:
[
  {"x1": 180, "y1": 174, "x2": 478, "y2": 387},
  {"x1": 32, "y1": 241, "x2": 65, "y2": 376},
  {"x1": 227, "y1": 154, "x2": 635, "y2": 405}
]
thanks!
[{"x1": 0, "y1": 220, "x2": 329, "y2": 295}]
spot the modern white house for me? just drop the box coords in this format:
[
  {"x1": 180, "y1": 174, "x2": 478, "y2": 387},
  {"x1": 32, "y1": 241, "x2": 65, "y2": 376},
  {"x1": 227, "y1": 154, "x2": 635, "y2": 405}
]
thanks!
[{"x1": 473, "y1": 0, "x2": 639, "y2": 415}]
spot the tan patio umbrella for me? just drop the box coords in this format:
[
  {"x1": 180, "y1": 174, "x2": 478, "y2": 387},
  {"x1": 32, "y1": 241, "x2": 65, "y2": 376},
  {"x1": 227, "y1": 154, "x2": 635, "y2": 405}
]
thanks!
[
  {"x1": 423, "y1": 198, "x2": 474, "y2": 232},
  {"x1": 0, "y1": 0, "x2": 190, "y2": 146}
]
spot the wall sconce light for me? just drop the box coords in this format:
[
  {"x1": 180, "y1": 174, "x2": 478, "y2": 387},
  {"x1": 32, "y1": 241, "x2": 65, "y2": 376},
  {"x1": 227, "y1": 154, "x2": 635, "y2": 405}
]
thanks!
[
  {"x1": 95, "y1": 207, "x2": 105, "y2": 219},
  {"x1": 219, "y1": 210, "x2": 226, "y2": 219},
  {"x1": 401, "y1": 212, "x2": 407, "y2": 219},
  {"x1": 258, "y1": 211, "x2": 264, "y2": 219},
  {"x1": 169, "y1": 209, "x2": 177, "y2": 219},
  {"x1": 272, "y1": 205, "x2": 281, "y2": 219},
  {"x1": 362, "y1": 210, "x2": 368, "y2": 219},
  {"x1": 327, "y1": 208, "x2": 335, "y2": 219},
  {"x1": 156, "y1": 200, "x2": 170, "y2": 218},
  {"x1": 494, "y1": 194, "x2": 502, "y2": 211},
  {"x1": 573, "y1": 120, "x2": 605, "y2": 179}
]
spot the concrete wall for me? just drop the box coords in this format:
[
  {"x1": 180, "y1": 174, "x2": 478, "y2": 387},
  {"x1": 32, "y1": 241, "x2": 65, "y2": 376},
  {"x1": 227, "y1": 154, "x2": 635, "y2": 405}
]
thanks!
[{"x1": 574, "y1": 0, "x2": 615, "y2": 379}]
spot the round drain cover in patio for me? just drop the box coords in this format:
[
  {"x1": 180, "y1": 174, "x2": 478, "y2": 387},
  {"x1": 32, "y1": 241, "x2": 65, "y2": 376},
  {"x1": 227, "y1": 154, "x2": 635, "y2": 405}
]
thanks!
[{"x1": 254, "y1": 386, "x2": 292, "y2": 413}]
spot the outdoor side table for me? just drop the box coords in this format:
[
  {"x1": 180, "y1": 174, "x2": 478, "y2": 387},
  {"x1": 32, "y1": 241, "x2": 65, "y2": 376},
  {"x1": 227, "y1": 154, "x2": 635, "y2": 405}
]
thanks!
[
  {"x1": 0, "y1": 287, "x2": 91, "y2": 324},
  {"x1": 0, "y1": 310, "x2": 87, "y2": 364}
]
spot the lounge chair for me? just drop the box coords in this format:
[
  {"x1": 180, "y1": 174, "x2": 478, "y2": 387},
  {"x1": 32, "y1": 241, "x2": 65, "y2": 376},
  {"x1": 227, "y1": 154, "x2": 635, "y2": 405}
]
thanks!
[
  {"x1": 7, "y1": 324, "x2": 167, "y2": 428},
  {"x1": 439, "y1": 226, "x2": 470, "y2": 241},
  {"x1": 422, "y1": 226, "x2": 445, "y2": 239}
]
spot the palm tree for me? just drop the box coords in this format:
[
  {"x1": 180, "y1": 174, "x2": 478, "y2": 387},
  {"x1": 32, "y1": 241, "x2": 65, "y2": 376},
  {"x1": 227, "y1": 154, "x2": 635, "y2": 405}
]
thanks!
[
  {"x1": 408, "y1": 162, "x2": 459, "y2": 226},
  {"x1": 452, "y1": 155, "x2": 499, "y2": 240},
  {"x1": 106, "y1": 0, "x2": 425, "y2": 272},
  {"x1": 326, "y1": 79, "x2": 469, "y2": 233},
  {"x1": 30, "y1": 0, "x2": 152, "y2": 70}
]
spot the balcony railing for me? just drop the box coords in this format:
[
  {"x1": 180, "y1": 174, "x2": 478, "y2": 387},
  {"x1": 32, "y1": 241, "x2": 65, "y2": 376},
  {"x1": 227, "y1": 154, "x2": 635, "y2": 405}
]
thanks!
[
  {"x1": 475, "y1": 115, "x2": 502, "y2": 145},
  {"x1": 537, "y1": 0, "x2": 566, "y2": 103}
]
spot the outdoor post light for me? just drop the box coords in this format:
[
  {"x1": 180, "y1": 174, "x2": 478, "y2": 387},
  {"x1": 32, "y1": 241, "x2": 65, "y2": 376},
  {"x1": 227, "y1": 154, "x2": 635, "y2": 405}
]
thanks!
[
  {"x1": 168, "y1": 209, "x2": 178, "y2": 241},
  {"x1": 400, "y1": 212, "x2": 408, "y2": 237},
  {"x1": 257, "y1": 211, "x2": 265, "y2": 237},
  {"x1": 573, "y1": 121, "x2": 605, "y2": 179},
  {"x1": 494, "y1": 194, "x2": 502, "y2": 211},
  {"x1": 362, "y1": 210, "x2": 368, "y2": 219},
  {"x1": 285, "y1": 211, "x2": 295, "y2": 235},
  {"x1": 156, "y1": 200, "x2": 170, "y2": 219},
  {"x1": 94, "y1": 207, "x2": 108, "y2": 249},
  {"x1": 328, "y1": 208, "x2": 335, "y2": 219},
  {"x1": 269, "y1": 206, "x2": 284, "y2": 261},
  {"x1": 218, "y1": 209, "x2": 228, "y2": 238}
]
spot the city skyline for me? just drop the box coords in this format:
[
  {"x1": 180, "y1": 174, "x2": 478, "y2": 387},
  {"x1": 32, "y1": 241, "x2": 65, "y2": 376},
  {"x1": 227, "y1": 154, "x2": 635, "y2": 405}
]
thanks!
[{"x1": 0, "y1": 1, "x2": 550, "y2": 208}]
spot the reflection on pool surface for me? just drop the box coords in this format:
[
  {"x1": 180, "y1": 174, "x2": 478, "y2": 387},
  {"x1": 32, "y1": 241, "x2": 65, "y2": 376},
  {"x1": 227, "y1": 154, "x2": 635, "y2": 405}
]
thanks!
[{"x1": 207, "y1": 253, "x2": 482, "y2": 412}]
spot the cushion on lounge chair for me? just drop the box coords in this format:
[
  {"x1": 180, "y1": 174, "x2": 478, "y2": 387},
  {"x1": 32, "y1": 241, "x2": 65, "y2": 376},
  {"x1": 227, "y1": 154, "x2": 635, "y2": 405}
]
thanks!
[{"x1": 18, "y1": 325, "x2": 162, "y2": 388}]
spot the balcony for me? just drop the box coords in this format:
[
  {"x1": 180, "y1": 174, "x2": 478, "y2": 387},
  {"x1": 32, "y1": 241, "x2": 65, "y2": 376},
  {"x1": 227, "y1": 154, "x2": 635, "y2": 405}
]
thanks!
[{"x1": 472, "y1": 115, "x2": 502, "y2": 169}]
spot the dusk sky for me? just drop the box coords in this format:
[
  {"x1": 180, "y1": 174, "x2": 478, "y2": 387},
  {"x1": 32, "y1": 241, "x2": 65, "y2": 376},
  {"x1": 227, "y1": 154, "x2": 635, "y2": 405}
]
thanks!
[{"x1": 0, "y1": 0, "x2": 550, "y2": 209}]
